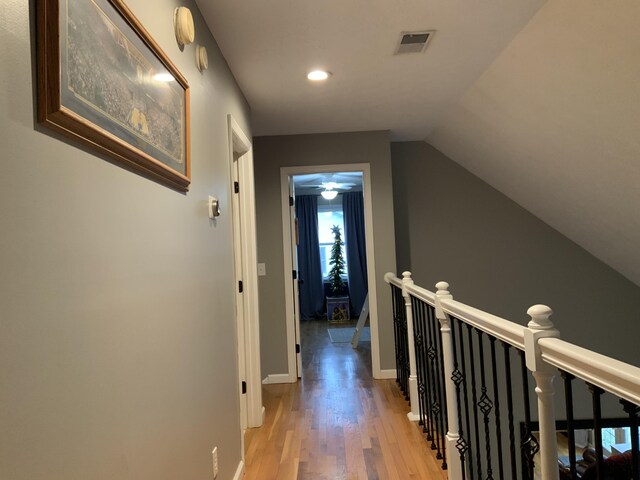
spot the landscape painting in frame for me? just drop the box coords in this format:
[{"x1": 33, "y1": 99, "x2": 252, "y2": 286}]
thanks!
[{"x1": 37, "y1": 0, "x2": 191, "y2": 191}]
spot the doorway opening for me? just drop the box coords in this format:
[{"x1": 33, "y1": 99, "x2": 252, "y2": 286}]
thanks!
[
  {"x1": 294, "y1": 171, "x2": 372, "y2": 382},
  {"x1": 280, "y1": 164, "x2": 381, "y2": 382}
]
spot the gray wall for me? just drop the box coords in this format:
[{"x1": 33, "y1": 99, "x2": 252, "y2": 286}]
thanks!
[
  {"x1": 253, "y1": 131, "x2": 397, "y2": 376},
  {"x1": 0, "y1": 2, "x2": 250, "y2": 479},
  {"x1": 392, "y1": 141, "x2": 640, "y2": 365}
]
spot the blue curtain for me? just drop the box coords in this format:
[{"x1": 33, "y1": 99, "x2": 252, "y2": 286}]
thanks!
[
  {"x1": 295, "y1": 195, "x2": 325, "y2": 319},
  {"x1": 343, "y1": 192, "x2": 368, "y2": 314}
]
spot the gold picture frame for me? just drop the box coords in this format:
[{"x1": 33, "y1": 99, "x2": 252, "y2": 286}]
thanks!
[{"x1": 37, "y1": 0, "x2": 191, "y2": 192}]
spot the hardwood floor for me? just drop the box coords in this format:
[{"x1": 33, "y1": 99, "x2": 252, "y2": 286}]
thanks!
[{"x1": 244, "y1": 320, "x2": 448, "y2": 479}]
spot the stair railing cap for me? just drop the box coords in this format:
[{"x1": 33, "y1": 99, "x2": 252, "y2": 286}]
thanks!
[
  {"x1": 435, "y1": 281, "x2": 450, "y2": 296},
  {"x1": 527, "y1": 304, "x2": 555, "y2": 330}
]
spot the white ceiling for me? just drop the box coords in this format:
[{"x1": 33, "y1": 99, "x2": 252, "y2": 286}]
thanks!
[
  {"x1": 293, "y1": 172, "x2": 363, "y2": 196},
  {"x1": 196, "y1": 0, "x2": 545, "y2": 140},
  {"x1": 196, "y1": 0, "x2": 640, "y2": 286}
]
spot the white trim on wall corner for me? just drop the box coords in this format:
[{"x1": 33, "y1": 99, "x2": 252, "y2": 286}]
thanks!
[
  {"x1": 262, "y1": 373, "x2": 292, "y2": 384},
  {"x1": 232, "y1": 460, "x2": 244, "y2": 480},
  {"x1": 377, "y1": 369, "x2": 397, "y2": 380}
]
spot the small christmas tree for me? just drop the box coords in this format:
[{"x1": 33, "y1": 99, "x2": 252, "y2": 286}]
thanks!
[{"x1": 328, "y1": 225, "x2": 346, "y2": 294}]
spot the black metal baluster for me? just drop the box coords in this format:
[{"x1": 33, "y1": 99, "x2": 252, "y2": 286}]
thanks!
[
  {"x1": 561, "y1": 371, "x2": 577, "y2": 479},
  {"x1": 620, "y1": 400, "x2": 639, "y2": 480},
  {"x1": 467, "y1": 324, "x2": 483, "y2": 479},
  {"x1": 426, "y1": 304, "x2": 442, "y2": 458},
  {"x1": 396, "y1": 286, "x2": 405, "y2": 394},
  {"x1": 435, "y1": 306, "x2": 448, "y2": 469},
  {"x1": 396, "y1": 286, "x2": 405, "y2": 393},
  {"x1": 489, "y1": 337, "x2": 504, "y2": 480},
  {"x1": 589, "y1": 384, "x2": 605, "y2": 479},
  {"x1": 423, "y1": 302, "x2": 436, "y2": 445},
  {"x1": 394, "y1": 285, "x2": 408, "y2": 399},
  {"x1": 396, "y1": 287, "x2": 405, "y2": 396},
  {"x1": 391, "y1": 285, "x2": 401, "y2": 387},
  {"x1": 411, "y1": 296, "x2": 426, "y2": 433},
  {"x1": 450, "y1": 317, "x2": 468, "y2": 480},
  {"x1": 419, "y1": 301, "x2": 432, "y2": 438},
  {"x1": 476, "y1": 330, "x2": 495, "y2": 480},
  {"x1": 459, "y1": 320, "x2": 475, "y2": 478},
  {"x1": 502, "y1": 342, "x2": 517, "y2": 479},
  {"x1": 519, "y1": 350, "x2": 538, "y2": 480}
]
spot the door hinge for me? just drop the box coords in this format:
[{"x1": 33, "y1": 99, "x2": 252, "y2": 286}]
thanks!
[
  {"x1": 238, "y1": 280, "x2": 243, "y2": 293},
  {"x1": 292, "y1": 270, "x2": 297, "y2": 280},
  {"x1": 234, "y1": 181, "x2": 240, "y2": 193},
  {"x1": 289, "y1": 196, "x2": 294, "y2": 206},
  {"x1": 241, "y1": 380, "x2": 247, "y2": 394},
  {"x1": 296, "y1": 344, "x2": 301, "y2": 354}
]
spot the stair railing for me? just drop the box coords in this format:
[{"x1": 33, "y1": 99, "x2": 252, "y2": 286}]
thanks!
[{"x1": 385, "y1": 271, "x2": 640, "y2": 480}]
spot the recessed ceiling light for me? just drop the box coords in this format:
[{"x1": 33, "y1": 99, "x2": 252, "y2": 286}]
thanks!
[{"x1": 307, "y1": 70, "x2": 331, "y2": 81}]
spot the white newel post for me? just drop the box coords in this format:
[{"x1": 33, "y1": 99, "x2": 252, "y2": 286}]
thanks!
[
  {"x1": 402, "y1": 272, "x2": 420, "y2": 422},
  {"x1": 435, "y1": 282, "x2": 462, "y2": 480},
  {"x1": 524, "y1": 305, "x2": 560, "y2": 480}
]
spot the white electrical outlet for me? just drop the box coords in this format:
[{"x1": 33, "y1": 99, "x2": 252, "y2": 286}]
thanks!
[
  {"x1": 212, "y1": 447, "x2": 219, "y2": 479},
  {"x1": 257, "y1": 263, "x2": 266, "y2": 276}
]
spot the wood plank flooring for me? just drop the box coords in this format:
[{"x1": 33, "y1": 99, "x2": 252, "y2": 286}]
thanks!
[{"x1": 244, "y1": 320, "x2": 448, "y2": 479}]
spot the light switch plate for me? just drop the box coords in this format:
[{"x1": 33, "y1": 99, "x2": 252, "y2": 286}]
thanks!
[{"x1": 257, "y1": 263, "x2": 266, "y2": 276}]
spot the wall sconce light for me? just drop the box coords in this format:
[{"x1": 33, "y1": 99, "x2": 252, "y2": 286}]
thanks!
[
  {"x1": 196, "y1": 45, "x2": 208, "y2": 72},
  {"x1": 174, "y1": 7, "x2": 195, "y2": 47}
]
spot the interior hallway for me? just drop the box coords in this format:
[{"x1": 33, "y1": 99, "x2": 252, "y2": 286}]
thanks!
[{"x1": 244, "y1": 320, "x2": 447, "y2": 479}]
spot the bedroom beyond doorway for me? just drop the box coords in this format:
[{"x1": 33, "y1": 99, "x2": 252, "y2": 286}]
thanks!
[{"x1": 292, "y1": 172, "x2": 368, "y2": 325}]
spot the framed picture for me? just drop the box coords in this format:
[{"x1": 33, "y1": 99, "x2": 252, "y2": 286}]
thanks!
[{"x1": 37, "y1": 0, "x2": 190, "y2": 192}]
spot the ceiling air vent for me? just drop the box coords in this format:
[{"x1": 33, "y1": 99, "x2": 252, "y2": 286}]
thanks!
[{"x1": 395, "y1": 30, "x2": 435, "y2": 55}]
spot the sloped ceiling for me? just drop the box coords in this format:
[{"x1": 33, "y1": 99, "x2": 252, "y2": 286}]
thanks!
[{"x1": 428, "y1": 0, "x2": 640, "y2": 285}]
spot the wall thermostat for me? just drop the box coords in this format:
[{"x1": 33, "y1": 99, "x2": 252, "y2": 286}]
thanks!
[{"x1": 208, "y1": 196, "x2": 221, "y2": 218}]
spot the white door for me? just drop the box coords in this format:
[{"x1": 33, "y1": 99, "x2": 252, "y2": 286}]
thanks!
[
  {"x1": 231, "y1": 155, "x2": 248, "y2": 430},
  {"x1": 288, "y1": 178, "x2": 302, "y2": 378}
]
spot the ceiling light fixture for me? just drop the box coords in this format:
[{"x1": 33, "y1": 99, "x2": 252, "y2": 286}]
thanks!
[
  {"x1": 321, "y1": 189, "x2": 338, "y2": 200},
  {"x1": 307, "y1": 70, "x2": 331, "y2": 81}
]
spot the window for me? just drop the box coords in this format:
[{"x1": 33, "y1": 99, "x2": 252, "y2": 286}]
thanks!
[
  {"x1": 317, "y1": 200, "x2": 348, "y2": 279},
  {"x1": 601, "y1": 427, "x2": 635, "y2": 455}
]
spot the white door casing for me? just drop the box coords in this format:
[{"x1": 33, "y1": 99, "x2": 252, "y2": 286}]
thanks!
[
  {"x1": 228, "y1": 115, "x2": 263, "y2": 430},
  {"x1": 280, "y1": 164, "x2": 381, "y2": 381},
  {"x1": 231, "y1": 153, "x2": 247, "y2": 432},
  {"x1": 287, "y1": 180, "x2": 302, "y2": 377}
]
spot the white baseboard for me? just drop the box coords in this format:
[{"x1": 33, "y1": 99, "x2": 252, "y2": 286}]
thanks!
[
  {"x1": 261, "y1": 373, "x2": 291, "y2": 384},
  {"x1": 376, "y1": 368, "x2": 397, "y2": 380},
  {"x1": 233, "y1": 460, "x2": 244, "y2": 480},
  {"x1": 407, "y1": 412, "x2": 420, "y2": 422}
]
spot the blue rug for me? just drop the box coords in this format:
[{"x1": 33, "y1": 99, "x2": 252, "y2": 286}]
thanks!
[{"x1": 328, "y1": 327, "x2": 370, "y2": 343}]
